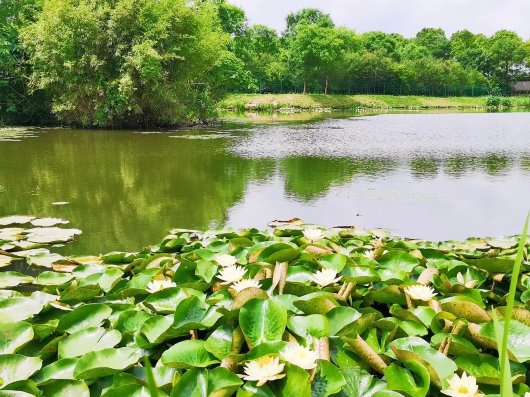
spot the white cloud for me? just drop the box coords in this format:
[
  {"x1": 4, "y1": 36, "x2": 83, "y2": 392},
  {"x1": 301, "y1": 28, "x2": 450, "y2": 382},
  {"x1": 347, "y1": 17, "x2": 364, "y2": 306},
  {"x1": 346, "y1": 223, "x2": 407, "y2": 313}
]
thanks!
[{"x1": 229, "y1": 0, "x2": 530, "y2": 39}]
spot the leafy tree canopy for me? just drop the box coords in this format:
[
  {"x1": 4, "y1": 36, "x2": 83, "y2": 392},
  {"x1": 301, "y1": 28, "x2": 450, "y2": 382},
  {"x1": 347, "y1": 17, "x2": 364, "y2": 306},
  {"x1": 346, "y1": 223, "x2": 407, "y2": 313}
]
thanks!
[{"x1": 21, "y1": 0, "x2": 228, "y2": 127}]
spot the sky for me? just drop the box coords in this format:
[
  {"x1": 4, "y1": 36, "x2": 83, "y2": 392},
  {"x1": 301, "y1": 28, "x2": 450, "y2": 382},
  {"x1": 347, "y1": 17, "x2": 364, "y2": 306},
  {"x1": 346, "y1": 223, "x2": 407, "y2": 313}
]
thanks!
[{"x1": 229, "y1": 0, "x2": 530, "y2": 39}]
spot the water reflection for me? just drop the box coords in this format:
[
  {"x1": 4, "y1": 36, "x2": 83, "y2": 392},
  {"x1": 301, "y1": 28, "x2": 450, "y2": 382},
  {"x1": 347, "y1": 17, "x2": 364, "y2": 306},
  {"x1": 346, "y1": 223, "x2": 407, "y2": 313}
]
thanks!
[
  {"x1": 280, "y1": 157, "x2": 396, "y2": 200},
  {"x1": 1, "y1": 111, "x2": 529, "y2": 253},
  {"x1": 409, "y1": 158, "x2": 440, "y2": 179}
]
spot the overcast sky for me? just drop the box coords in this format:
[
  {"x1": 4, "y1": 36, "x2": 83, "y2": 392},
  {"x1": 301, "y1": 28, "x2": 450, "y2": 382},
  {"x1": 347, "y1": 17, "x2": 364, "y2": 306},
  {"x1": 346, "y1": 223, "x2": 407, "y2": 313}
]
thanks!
[{"x1": 229, "y1": 0, "x2": 530, "y2": 39}]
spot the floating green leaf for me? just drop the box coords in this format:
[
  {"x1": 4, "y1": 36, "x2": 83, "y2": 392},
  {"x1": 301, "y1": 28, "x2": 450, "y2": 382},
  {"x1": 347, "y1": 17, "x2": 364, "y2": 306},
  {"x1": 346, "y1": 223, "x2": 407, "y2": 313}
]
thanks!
[
  {"x1": 58, "y1": 327, "x2": 122, "y2": 359},
  {"x1": 239, "y1": 299, "x2": 287, "y2": 347},
  {"x1": 0, "y1": 297, "x2": 43, "y2": 323},
  {"x1": 73, "y1": 347, "x2": 142, "y2": 379},
  {"x1": 161, "y1": 340, "x2": 219, "y2": 369},
  {"x1": 0, "y1": 323, "x2": 34, "y2": 354},
  {"x1": 57, "y1": 304, "x2": 112, "y2": 334},
  {"x1": 0, "y1": 354, "x2": 42, "y2": 388}
]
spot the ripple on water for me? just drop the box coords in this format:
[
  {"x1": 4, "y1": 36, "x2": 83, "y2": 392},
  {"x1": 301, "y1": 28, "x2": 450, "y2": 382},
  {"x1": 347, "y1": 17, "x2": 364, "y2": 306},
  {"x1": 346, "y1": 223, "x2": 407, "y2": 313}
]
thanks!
[{"x1": 230, "y1": 113, "x2": 530, "y2": 161}]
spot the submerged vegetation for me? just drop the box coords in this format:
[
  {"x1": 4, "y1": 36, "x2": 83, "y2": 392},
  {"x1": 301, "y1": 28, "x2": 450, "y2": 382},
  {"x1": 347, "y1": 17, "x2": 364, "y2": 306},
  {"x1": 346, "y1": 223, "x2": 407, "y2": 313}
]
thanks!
[
  {"x1": 1, "y1": 1, "x2": 530, "y2": 126},
  {"x1": 1, "y1": 216, "x2": 530, "y2": 396}
]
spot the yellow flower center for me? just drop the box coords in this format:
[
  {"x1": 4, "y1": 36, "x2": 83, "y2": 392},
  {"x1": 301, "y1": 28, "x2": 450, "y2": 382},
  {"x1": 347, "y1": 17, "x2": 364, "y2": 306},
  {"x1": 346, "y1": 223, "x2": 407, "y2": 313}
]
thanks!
[{"x1": 457, "y1": 386, "x2": 469, "y2": 394}]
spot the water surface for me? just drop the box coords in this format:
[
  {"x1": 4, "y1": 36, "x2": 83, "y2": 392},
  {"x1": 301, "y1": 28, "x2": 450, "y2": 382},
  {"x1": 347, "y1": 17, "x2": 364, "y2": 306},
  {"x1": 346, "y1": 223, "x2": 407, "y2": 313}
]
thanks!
[{"x1": 1, "y1": 111, "x2": 529, "y2": 254}]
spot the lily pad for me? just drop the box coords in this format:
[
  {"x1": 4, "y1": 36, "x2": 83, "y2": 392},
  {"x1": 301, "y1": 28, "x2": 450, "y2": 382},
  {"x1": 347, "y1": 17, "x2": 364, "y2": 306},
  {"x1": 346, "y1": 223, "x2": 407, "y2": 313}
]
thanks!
[
  {"x1": 160, "y1": 340, "x2": 219, "y2": 368},
  {"x1": 454, "y1": 353, "x2": 526, "y2": 385},
  {"x1": 40, "y1": 380, "x2": 89, "y2": 397},
  {"x1": 24, "y1": 227, "x2": 82, "y2": 244},
  {"x1": 0, "y1": 354, "x2": 42, "y2": 388},
  {"x1": 0, "y1": 297, "x2": 43, "y2": 323},
  {"x1": 389, "y1": 336, "x2": 457, "y2": 387},
  {"x1": 30, "y1": 218, "x2": 69, "y2": 227},
  {"x1": 479, "y1": 320, "x2": 530, "y2": 362},
  {"x1": 0, "y1": 255, "x2": 13, "y2": 268},
  {"x1": 73, "y1": 347, "x2": 142, "y2": 379},
  {"x1": 0, "y1": 272, "x2": 33, "y2": 289},
  {"x1": 239, "y1": 299, "x2": 287, "y2": 347},
  {"x1": 33, "y1": 358, "x2": 78, "y2": 384},
  {"x1": 27, "y1": 253, "x2": 65, "y2": 268},
  {"x1": 56, "y1": 304, "x2": 112, "y2": 334},
  {"x1": 58, "y1": 327, "x2": 122, "y2": 359},
  {"x1": 0, "y1": 322, "x2": 34, "y2": 354},
  {"x1": 0, "y1": 216, "x2": 35, "y2": 226}
]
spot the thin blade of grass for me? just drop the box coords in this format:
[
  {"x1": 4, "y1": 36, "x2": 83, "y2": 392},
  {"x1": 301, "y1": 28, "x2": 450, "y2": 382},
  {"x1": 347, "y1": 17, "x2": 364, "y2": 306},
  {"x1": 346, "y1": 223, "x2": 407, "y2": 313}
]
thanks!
[
  {"x1": 144, "y1": 356, "x2": 160, "y2": 397},
  {"x1": 492, "y1": 308, "x2": 512, "y2": 397},
  {"x1": 499, "y1": 213, "x2": 529, "y2": 397}
]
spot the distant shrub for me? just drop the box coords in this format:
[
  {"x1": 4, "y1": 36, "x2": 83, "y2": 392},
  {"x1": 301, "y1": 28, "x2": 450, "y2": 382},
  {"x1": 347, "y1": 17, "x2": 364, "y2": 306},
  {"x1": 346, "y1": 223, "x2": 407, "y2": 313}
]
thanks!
[
  {"x1": 500, "y1": 97, "x2": 512, "y2": 107},
  {"x1": 486, "y1": 96, "x2": 501, "y2": 107}
]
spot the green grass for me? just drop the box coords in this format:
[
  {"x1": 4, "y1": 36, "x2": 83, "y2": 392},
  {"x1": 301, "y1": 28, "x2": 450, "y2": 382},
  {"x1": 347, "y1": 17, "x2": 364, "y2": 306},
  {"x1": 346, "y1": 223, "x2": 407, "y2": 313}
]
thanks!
[
  {"x1": 219, "y1": 93, "x2": 530, "y2": 111},
  {"x1": 494, "y1": 214, "x2": 529, "y2": 397},
  {"x1": 144, "y1": 356, "x2": 160, "y2": 397}
]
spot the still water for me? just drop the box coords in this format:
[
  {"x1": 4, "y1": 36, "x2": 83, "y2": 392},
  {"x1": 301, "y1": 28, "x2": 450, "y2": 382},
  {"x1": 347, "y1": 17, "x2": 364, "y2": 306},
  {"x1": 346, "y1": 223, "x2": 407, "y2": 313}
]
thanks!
[{"x1": 1, "y1": 111, "x2": 529, "y2": 254}]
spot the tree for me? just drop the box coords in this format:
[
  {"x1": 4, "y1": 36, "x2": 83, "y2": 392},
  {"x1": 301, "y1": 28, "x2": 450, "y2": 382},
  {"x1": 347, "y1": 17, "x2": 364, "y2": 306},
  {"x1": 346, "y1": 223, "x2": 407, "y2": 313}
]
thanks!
[
  {"x1": 415, "y1": 28, "x2": 450, "y2": 59},
  {"x1": 359, "y1": 32, "x2": 406, "y2": 61},
  {"x1": 284, "y1": 8, "x2": 334, "y2": 37},
  {"x1": 398, "y1": 41, "x2": 431, "y2": 61},
  {"x1": 0, "y1": 0, "x2": 51, "y2": 124},
  {"x1": 347, "y1": 51, "x2": 398, "y2": 92},
  {"x1": 21, "y1": 0, "x2": 227, "y2": 127},
  {"x1": 234, "y1": 25, "x2": 281, "y2": 90},
  {"x1": 484, "y1": 30, "x2": 527, "y2": 91},
  {"x1": 216, "y1": 1, "x2": 246, "y2": 36},
  {"x1": 449, "y1": 30, "x2": 488, "y2": 70},
  {"x1": 210, "y1": 51, "x2": 258, "y2": 93},
  {"x1": 289, "y1": 25, "x2": 346, "y2": 94}
]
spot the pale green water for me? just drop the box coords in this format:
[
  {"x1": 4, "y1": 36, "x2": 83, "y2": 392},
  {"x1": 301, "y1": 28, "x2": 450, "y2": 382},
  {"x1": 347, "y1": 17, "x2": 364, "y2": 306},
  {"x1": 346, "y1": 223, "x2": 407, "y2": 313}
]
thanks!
[{"x1": 1, "y1": 111, "x2": 529, "y2": 254}]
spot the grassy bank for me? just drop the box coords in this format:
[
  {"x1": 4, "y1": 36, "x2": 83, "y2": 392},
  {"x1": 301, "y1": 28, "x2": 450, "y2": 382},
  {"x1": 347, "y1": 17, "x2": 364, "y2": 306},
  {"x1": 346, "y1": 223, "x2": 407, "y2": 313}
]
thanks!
[{"x1": 220, "y1": 93, "x2": 530, "y2": 111}]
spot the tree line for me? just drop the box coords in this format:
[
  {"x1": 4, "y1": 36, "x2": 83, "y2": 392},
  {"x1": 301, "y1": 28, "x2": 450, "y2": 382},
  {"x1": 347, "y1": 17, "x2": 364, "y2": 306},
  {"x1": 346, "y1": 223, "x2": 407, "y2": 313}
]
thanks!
[
  {"x1": 1, "y1": 1, "x2": 529, "y2": 127},
  {"x1": 225, "y1": 8, "x2": 530, "y2": 96}
]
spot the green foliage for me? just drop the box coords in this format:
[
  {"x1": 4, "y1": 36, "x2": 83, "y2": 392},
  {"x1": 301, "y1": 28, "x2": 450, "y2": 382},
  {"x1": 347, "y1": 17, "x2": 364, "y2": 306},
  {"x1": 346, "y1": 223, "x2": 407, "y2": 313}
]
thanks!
[
  {"x1": 487, "y1": 96, "x2": 502, "y2": 107},
  {"x1": 1, "y1": 217, "x2": 530, "y2": 395},
  {"x1": 216, "y1": 1, "x2": 246, "y2": 36},
  {"x1": 285, "y1": 8, "x2": 334, "y2": 36},
  {"x1": 0, "y1": 0, "x2": 52, "y2": 124},
  {"x1": 288, "y1": 24, "x2": 348, "y2": 93},
  {"x1": 1, "y1": 4, "x2": 530, "y2": 125},
  {"x1": 485, "y1": 30, "x2": 528, "y2": 91},
  {"x1": 20, "y1": 0, "x2": 227, "y2": 127},
  {"x1": 415, "y1": 28, "x2": 450, "y2": 59}
]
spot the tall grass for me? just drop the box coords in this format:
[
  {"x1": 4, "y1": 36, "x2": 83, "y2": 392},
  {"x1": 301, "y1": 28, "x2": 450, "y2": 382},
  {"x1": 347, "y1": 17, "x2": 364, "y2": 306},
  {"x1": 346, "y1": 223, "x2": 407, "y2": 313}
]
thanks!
[
  {"x1": 494, "y1": 213, "x2": 529, "y2": 397},
  {"x1": 144, "y1": 356, "x2": 160, "y2": 397}
]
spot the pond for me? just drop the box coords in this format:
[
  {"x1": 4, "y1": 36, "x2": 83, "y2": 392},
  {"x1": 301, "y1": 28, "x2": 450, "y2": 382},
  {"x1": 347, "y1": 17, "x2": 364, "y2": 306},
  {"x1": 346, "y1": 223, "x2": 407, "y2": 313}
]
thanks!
[{"x1": 1, "y1": 110, "x2": 529, "y2": 254}]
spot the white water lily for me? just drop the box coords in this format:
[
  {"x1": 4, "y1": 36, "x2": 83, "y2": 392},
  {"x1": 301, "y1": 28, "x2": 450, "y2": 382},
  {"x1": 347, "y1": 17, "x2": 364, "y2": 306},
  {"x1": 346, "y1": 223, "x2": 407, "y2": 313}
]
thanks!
[
  {"x1": 303, "y1": 228, "x2": 324, "y2": 242},
  {"x1": 312, "y1": 268, "x2": 342, "y2": 287},
  {"x1": 456, "y1": 272, "x2": 477, "y2": 288},
  {"x1": 241, "y1": 355, "x2": 285, "y2": 386},
  {"x1": 230, "y1": 279, "x2": 261, "y2": 293},
  {"x1": 280, "y1": 343, "x2": 318, "y2": 370},
  {"x1": 442, "y1": 372, "x2": 482, "y2": 397},
  {"x1": 404, "y1": 285, "x2": 437, "y2": 301},
  {"x1": 215, "y1": 253, "x2": 238, "y2": 267},
  {"x1": 217, "y1": 265, "x2": 246, "y2": 285},
  {"x1": 146, "y1": 279, "x2": 176, "y2": 293}
]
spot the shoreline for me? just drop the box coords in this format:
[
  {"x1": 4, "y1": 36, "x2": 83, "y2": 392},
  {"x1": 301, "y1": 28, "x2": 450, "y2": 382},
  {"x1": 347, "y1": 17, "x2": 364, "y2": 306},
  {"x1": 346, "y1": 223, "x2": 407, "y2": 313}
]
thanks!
[{"x1": 220, "y1": 93, "x2": 530, "y2": 112}]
